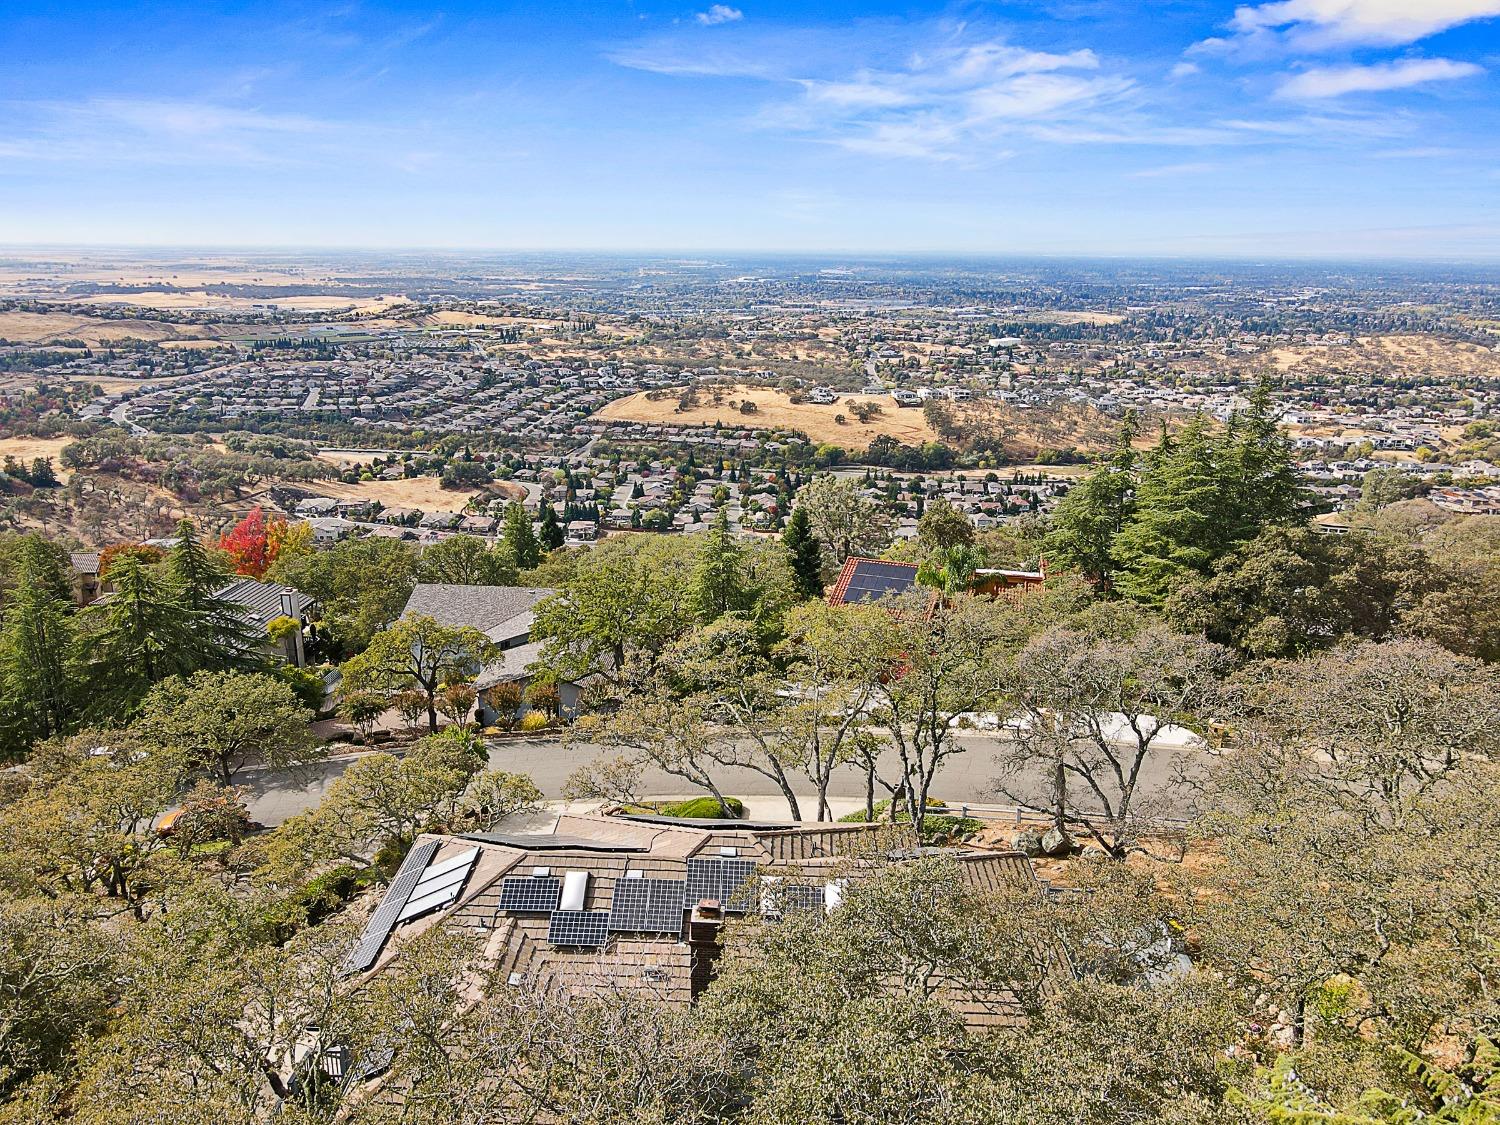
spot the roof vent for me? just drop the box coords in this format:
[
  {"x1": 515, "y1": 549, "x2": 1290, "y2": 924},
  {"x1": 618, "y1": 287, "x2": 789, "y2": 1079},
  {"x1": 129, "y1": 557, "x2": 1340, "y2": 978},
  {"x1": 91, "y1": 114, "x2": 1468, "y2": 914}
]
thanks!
[
  {"x1": 531, "y1": 866, "x2": 551, "y2": 878},
  {"x1": 624, "y1": 869, "x2": 645, "y2": 879},
  {"x1": 718, "y1": 846, "x2": 738, "y2": 857}
]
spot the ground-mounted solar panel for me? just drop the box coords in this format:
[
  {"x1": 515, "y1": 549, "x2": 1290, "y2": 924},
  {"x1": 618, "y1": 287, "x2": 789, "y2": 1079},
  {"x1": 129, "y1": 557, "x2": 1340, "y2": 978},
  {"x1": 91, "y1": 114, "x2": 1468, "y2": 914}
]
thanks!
[
  {"x1": 345, "y1": 839, "x2": 440, "y2": 974},
  {"x1": 609, "y1": 878, "x2": 686, "y2": 934},
  {"x1": 547, "y1": 909, "x2": 611, "y2": 947},
  {"x1": 397, "y1": 847, "x2": 479, "y2": 923},
  {"x1": 498, "y1": 875, "x2": 562, "y2": 913}
]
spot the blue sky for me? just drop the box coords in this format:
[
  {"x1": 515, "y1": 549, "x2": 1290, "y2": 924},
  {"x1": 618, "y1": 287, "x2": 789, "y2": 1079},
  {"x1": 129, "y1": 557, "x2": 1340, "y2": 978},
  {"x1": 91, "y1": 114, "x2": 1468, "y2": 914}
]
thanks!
[{"x1": 2, "y1": 0, "x2": 1498, "y2": 258}]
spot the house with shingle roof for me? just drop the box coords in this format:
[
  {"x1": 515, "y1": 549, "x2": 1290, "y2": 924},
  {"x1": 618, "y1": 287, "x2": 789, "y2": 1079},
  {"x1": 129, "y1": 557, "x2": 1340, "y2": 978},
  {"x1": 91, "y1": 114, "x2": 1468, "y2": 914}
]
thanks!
[
  {"x1": 399, "y1": 584, "x2": 582, "y2": 722},
  {"x1": 338, "y1": 811, "x2": 1043, "y2": 1103}
]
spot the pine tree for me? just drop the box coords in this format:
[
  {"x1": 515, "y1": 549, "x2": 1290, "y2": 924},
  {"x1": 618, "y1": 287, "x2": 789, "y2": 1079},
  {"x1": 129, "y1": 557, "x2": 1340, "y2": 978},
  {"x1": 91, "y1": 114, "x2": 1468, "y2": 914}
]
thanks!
[
  {"x1": 1224, "y1": 380, "x2": 1304, "y2": 540},
  {"x1": 167, "y1": 518, "x2": 265, "y2": 668},
  {"x1": 782, "y1": 506, "x2": 825, "y2": 599},
  {"x1": 83, "y1": 556, "x2": 208, "y2": 720},
  {"x1": 1111, "y1": 417, "x2": 1227, "y2": 606},
  {"x1": 1044, "y1": 411, "x2": 1139, "y2": 587},
  {"x1": 538, "y1": 502, "x2": 565, "y2": 552},
  {"x1": 502, "y1": 503, "x2": 542, "y2": 570},
  {"x1": 0, "y1": 538, "x2": 77, "y2": 752},
  {"x1": 693, "y1": 509, "x2": 747, "y2": 622}
]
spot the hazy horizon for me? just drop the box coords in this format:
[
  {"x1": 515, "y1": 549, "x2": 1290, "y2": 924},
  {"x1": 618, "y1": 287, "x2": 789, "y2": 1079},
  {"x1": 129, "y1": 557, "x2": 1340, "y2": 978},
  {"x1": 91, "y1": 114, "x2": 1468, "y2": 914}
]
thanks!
[{"x1": 4, "y1": 0, "x2": 1499, "y2": 259}]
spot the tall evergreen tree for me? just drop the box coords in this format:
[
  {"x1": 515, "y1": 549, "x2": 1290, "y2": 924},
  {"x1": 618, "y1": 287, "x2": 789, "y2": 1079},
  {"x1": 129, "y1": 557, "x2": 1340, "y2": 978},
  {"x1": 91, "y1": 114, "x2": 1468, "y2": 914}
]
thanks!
[
  {"x1": 1223, "y1": 380, "x2": 1304, "y2": 539},
  {"x1": 693, "y1": 509, "x2": 748, "y2": 622},
  {"x1": 166, "y1": 518, "x2": 265, "y2": 670},
  {"x1": 1044, "y1": 410, "x2": 1138, "y2": 586},
  {"x1": 537, "y1": 502, "x2": 565, "y2": 552},
  {"x1": 83, "y1": 556, "x2": 208, "y2": 720},
  {"x1": 0, "y1": 537, "x2": 77, "y2": 753},
  {"x1": 782, "y1": 506, "x2": 825, "y2": 599},
  {"x1": 502, "y1": 503, "x2": 542, "y2": 570},
  {"x1": 1111, "y1": 417, "x2": 1227, "y2": 606}
]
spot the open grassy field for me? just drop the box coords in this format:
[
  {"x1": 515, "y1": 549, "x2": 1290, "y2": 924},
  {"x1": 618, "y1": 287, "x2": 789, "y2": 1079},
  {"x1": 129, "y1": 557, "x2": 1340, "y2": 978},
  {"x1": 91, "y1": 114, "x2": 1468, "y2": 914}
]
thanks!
[
  {"x1": 0, "y1": 311, "x2": 222, "y2": 345},
  {"x1": 598, "y1": 385, "x2": 940, "y2": 448},
  {"x1": 298, "y1": 475, "x2": 524, "y2": 513},
  {"x1": 0, "y1": 435, "x2": 74, "y2": 478}
]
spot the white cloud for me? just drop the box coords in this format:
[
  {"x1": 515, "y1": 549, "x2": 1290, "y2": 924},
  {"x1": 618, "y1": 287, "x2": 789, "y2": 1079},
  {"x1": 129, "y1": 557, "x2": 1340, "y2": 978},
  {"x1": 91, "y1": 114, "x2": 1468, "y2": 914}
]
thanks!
[
  {"x1": 615, "y1": 33, "x2": 1131, "y2": 159},
  {"x1": 1170, "y1": 62, "x2": 1201, "y2": 78},
  {"x1": 1129, "y1": 160, "x2": 1221, "y2": 178},
  {"x1": 696, "y1": 5, "x2": 743, "y2": 26},
  {"x1": 1204, "y1": 0, "x2": 1500, "y2": 52},
  {"x1": 1277, "y1": 57, "x2": 1483, "y2": 97}
]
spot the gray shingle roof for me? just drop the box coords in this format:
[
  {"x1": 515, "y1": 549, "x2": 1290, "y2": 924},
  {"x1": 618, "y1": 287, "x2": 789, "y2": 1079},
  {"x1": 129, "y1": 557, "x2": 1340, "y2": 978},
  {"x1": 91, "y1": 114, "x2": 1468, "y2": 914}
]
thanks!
[
  {"x1": 216, "y1": 577, "x2": 314, "y2": 628},
  {"x1": 402, "y1": 584, "x2": 555, "y2": 633}
]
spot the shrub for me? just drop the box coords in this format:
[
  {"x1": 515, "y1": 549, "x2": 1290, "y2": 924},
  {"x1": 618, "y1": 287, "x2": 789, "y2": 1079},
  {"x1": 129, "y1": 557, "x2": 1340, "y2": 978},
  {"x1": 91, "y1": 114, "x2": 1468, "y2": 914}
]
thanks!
[
  {"x1": 837, "y1": 798, "x2": 977, "y2": 842},
  {"x1": 275, "y1": 664, "x2": 328, "y2": 712},
  {"x1": 488, "y1": 682, "x2": 523, "y2": 724},
  {"x1": 524, "y1": 682, "x2": 560, "y2": 718},
  {"x1": 256, "y1": 863, "x2": 378, "y2": 945},
  {"x1": 518, "y1": 711, "x2": 550, "y2": 732},
  {"x1": 655, "y1": 795, "x2": 744, "y2": 819}
]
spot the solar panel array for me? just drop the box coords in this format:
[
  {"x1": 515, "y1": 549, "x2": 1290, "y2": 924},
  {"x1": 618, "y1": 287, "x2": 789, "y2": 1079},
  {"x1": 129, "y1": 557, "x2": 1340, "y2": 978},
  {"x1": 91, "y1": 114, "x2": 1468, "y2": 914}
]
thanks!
[
  {"x1": 345, "y1": 840, "x2": 440, "y2": 974},
  {"x1": 685, "y1": 857, "x2": 758, "y2": 913},
  {"x1": 547, "y1": 909, "x2": 611, "y2": 947},
  {"x1": 498, "y1": 875, "x2": 563, "y2": 913},
  {"x1": 397, "y1": 847, "x2": 479, "y2": 923},
  {"x1": 609, "y1": 878, "x2": 687, "y2": 934},
  {"x1": 765, "y1": 882, "x2": 823, "y2": 919},
  {"x1": 842, "y1": 559, "x2": 918, "y2": 604}
]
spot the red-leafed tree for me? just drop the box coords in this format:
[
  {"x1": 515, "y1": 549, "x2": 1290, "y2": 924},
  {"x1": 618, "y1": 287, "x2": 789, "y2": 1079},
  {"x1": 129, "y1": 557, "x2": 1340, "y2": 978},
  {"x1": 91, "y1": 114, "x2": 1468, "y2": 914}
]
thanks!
[{"x1": 217, "y1": 507, "x2": 290, "y2": 579}]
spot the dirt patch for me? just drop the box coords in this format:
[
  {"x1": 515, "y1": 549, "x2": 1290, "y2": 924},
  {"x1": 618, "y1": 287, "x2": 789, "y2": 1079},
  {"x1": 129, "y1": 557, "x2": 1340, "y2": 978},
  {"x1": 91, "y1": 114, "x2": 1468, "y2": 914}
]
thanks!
[{"x1": 598, "y1": 385, "x2": 940, "y2": 449}]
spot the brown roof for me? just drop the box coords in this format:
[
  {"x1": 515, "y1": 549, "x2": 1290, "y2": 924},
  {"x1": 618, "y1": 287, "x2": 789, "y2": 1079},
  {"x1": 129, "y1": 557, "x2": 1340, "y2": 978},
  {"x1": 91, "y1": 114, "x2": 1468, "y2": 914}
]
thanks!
[{"x1": 353, "y1": 814, "x2": 1042, "y2": 1034}]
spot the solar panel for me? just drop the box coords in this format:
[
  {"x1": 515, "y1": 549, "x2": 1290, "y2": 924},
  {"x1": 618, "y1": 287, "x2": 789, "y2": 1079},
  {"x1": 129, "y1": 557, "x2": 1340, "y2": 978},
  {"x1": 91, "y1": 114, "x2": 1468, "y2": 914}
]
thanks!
[
  {"x1": 609, "y1": 878, "x2": 686, "y2": 934},
  {"x1": 498, "y1": 875, "x2": 562, "y2": 913},
  {"x1": 547, "y1": 909, "x2": 610, "y2": 947},
  {"x1": 685, "y1": 857, "x2": 720, "y2": 904},
  {"x1": 720, "y1": 858, "x2": 757, "y2": 913},
  {"x1": 345, "y1": 839, "x2": 440, "y2": 974},
  {"x1": 397, "y1": 847, "x2": 479, "y2": 923},
  {"x1": 843, "y1": 559, "x2": 918, "y2": 603},
  {"x1": 766, "y1": 883, "x2": 823, "y2": 918},
  {"x1": 685, "y1": 858, "x2": 758, "y2": 914}
]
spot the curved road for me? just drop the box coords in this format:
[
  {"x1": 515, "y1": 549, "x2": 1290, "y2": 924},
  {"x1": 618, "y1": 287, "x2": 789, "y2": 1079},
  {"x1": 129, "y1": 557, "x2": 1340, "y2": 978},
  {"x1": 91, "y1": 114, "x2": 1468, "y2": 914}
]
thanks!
[{"x1": 241, "y1": 733, "x2": 1199, "y2": 827}]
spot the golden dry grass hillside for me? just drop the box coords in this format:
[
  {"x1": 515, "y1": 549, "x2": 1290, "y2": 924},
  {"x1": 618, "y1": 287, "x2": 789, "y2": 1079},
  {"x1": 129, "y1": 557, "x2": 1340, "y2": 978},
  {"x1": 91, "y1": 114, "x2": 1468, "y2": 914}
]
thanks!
[
  {"x1": 597, "y1": 383, "x2": 1122, "y2": 458},
  {"x1": 0, "y1": 311, "x2": 225, "y2": 346},
  {"x1": 598, "y1": 385, "x2": 940, "y2": 448},
  {"x1": 0, "y1": 436, "x2": 76, "y2": 478},
  {"x1": 1269, "y1": 335, "x2": 1500, "y2": 380},
  {"x1": 298, "y1": 475, "x2": 525, "y2": 513}
]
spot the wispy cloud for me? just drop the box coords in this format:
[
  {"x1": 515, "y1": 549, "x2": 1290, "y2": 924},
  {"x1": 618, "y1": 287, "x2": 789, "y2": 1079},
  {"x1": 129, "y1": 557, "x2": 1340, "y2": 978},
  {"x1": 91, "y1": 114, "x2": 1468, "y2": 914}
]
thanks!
[
  {"x1": 1129, "y1": 160, "x2": 1221, "y2": 178},
  {"x1": 1276, "y1": 57, "x2": 1484, "y2": 98},
  {"x1": 1197, "y1": 0, "x2": 1500, "y2": 53},
  {"x1": 696, "y1": 5, "x2": 743, "y2": 26},
  {"x1": 613, "y1": 29, "x2": 1135, "y2": 159},
  {"x1": 0, "y1": 96, "x2": 468, "y2": 174}
]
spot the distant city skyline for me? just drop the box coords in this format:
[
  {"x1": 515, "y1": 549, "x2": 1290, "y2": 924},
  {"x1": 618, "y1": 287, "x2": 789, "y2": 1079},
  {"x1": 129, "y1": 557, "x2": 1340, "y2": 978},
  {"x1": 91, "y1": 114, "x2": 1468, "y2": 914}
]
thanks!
[{"x1": 3, "y1": 1, "x2": 1499, "y2": 259}]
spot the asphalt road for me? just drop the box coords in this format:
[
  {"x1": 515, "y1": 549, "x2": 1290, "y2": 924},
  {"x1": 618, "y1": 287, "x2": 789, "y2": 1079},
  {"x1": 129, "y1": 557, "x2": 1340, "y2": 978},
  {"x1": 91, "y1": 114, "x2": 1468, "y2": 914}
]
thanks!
[{"x1": 240, "y1": 733, "x2": 1199, "y2": 827}]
